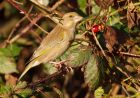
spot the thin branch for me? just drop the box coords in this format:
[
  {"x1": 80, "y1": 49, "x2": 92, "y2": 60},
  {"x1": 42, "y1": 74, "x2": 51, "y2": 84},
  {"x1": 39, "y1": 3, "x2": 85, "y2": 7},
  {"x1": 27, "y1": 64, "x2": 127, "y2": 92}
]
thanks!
[
  {"x1": 6, "y1": 0, "x2": 27, "y2": 14},
  {"x1": 109, "y1": 2, "x2": 140, "y2": 16},
  {"x1": 117, "y1": 51, "x2": 140, "y2": 58},
  {"x1": 50, "y1": 0, "x2": 65, "y2": 11},
  {"x1": 9, "y1": 14, "x2": 42, "y2": 44},
  {"x1": 92, "y1": 31, "x2": 108, "y2": 60},
  {"x1": 28, "y1": 65, "x2": 68, "y2": 88}
]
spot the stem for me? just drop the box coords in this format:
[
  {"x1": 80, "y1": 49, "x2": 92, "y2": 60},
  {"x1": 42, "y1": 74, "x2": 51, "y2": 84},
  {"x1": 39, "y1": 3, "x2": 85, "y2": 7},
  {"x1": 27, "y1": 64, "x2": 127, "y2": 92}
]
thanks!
[{"x1": 109, "y1": 2, "x2": 140, "y2": 16}]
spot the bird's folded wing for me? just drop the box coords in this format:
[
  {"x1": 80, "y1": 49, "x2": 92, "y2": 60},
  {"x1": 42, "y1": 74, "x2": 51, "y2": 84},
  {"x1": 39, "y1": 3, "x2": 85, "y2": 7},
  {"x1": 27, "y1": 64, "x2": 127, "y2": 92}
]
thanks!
[{"x1": 30, "y1": 25, "x2": 67, "y2": 61}]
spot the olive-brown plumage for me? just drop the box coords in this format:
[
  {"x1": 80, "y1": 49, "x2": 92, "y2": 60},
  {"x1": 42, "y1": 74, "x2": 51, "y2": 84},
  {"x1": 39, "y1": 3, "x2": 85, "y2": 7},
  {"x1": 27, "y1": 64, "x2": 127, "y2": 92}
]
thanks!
[{"x1": 18, "y1": 12, "x2": 83, "y2": 80}]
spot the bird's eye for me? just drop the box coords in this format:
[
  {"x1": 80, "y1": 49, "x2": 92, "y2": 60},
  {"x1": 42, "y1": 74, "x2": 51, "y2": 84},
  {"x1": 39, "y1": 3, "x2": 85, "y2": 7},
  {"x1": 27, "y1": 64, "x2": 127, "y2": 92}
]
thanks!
[{"x1": 69, "y1": 15, "x2": 73, "y2": 18}]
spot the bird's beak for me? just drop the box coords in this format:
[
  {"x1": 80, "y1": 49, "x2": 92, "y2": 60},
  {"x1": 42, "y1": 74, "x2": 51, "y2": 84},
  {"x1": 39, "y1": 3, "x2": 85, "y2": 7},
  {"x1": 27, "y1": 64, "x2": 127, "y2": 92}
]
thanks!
[{"x1": 74, "y1": 15, "x2": 83, "y2": 23}]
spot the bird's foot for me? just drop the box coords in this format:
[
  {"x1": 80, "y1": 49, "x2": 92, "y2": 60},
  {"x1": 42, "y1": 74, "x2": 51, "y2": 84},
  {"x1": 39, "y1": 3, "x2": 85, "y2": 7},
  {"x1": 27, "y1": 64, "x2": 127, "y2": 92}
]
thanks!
[
  {"x1": 50, "y1": 60, "x2": 67, "y2": 69},
  {"x1": 50, "y1": 60, "x2": 72, "y2": 73}
]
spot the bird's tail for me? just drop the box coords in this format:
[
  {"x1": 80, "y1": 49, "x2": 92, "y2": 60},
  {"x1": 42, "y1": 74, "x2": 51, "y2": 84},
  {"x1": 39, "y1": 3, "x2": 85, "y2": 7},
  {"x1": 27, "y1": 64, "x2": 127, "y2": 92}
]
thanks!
[{"x1": 18, "y1": 61, "x2": 39, "y2": 81}]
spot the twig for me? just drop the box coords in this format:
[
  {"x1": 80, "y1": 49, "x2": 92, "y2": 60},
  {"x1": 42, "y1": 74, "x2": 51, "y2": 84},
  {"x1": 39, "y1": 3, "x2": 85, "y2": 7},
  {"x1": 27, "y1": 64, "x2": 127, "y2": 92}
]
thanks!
[
  {"x1": 50, "y1": 0, "x2": 65, "y2": 11},
  {"x1": 92, "y1": 31, "x2": 108, "y2": 60},
  {"x1": 9, "y1": 14, "x2": 42, "y2": 44},
  {"x1": 109, "y1": 2, "x2": 140, "y2": 16},
  {"x1": 25, "y1": 14, "x2": 49, "y2": 34},
  {"x1": 122, "y1": 85, "x2": 131, "y2": 97},
  {"x1": 28, "y1": 65, "x2": 68, "y2": 88},
  {"x1": 117, "y1": 51, "x2": 140, "y2": 58},
  {"x1": 86, "y1": 0, "x2": 92, "y2": 15},
  {"x1": 6, "y1": 0, "x2": 27, "y2": 14}
]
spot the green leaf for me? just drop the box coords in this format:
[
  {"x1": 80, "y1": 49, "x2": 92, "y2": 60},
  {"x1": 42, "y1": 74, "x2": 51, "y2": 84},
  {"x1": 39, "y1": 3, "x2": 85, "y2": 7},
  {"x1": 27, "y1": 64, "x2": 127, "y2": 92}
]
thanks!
[
  {"x1": 84, "y1": 55, "x2": 104, "y2": 90},
  {"x1": 94, "y1": 87, "x2": 104, "y2": 98},
  {"x1": 0, "y1": 56, "x2": 18, "y2": 74},
  {"x1": 0, "y1": 44, "x2": 21, "y2": 74},
  {"x1": 91, "y1": 0, "x2": 101, "y2": 15},
  {"x1": 0, "y1": 44, "x2": 22, "y2": 57},
  {"x1": 43, "y1": 63, "x2": 57, "y2": 75},
  {"x1": 17, "y1": 88, "x2": 32, "y2": 98},
  {"x1": 7, "y1": 44, "x2": 22, "y2": 57},
  {"x1": 0, "y1": 48, "x2": 11, "y2": 57},
  {"x1": 66, "y1": 48, "x2": 92, "y2": 67},
  {"x1": 0, "y1": 85, "x2": 12, "y2": 97},
  {"x1": 15, "y1": 81, "x2": 27, "y2": 90},
  {"x1": 77, "y1": 0, "x2": 87, "y2": 13}
]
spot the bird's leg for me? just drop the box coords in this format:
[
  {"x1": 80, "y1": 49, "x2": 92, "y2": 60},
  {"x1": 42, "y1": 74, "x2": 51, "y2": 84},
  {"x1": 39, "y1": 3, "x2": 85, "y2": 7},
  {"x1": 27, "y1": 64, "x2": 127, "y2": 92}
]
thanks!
[
  {"x1": 49, "y1": 60, "x2": 72, "y2": 72},
  {"x1": 49, "y1": 60, "x2": 67, "y2": 69}
]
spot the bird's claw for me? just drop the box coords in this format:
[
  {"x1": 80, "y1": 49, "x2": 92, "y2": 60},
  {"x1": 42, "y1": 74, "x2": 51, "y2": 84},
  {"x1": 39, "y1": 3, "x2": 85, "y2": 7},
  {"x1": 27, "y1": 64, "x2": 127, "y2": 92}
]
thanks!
[{"x1": 50, "y1": 60, "x2": 73, "y2": 73}]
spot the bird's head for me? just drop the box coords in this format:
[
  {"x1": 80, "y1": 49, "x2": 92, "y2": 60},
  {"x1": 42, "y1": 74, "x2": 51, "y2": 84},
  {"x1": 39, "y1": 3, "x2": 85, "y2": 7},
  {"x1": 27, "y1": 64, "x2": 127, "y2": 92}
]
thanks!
[{"x1": 60, "y1": 12, "x2": 83, "y2": 30}]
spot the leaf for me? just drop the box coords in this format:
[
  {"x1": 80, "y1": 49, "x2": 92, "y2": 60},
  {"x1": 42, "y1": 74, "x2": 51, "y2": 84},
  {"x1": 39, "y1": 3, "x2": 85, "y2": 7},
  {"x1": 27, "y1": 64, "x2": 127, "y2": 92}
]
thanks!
[
  {"x1": 77, "y1": 0, "x2": 86, "y2": 13},
  {"x1": 84, "y1": 55, "x2": 104, "y2": 90},
  {"x1": 94, "y1": 0, "x2": 113, "y2": 9},
  {"x1": 107, "y1": 8, "x2": 121, "y2": 26},
  {"x1": 0, "y1": 44, "x2": 22, "y2": 57},
  {"x1": 15, "y1": 81, "x2": 27, "y2": 90},
  {"x1": 0, "y1": 56, "x2": 18, "y2": 74},
  {"x1": 66, "y1": 48, "x2": 92, "y2": 67},
  {"x1": 127, "y1": 2, "x2": 140, "y2": 29},
  {"x1": 94, "y1": 87, "x2": 104, "y2": 98},
  {"x1": 103, "y1": 26, "x2": 117, "y2": 52},
  {"x1": 0, "y1": 48, "x2": 11, "y2": 57},
  {"x1": 91, "y1": 1, "x2": 101, "y2": 15},
  {"x1": 7, "y1": 44, "x2": 22, "y2": 57},
  {"x1": 0, "y1": 85, "x2": 12, "y2": 97},
  {"x1": 17, "y1": 88, "x2": 32, "y2": 98},
  {"x1": 43, "y1": 63, "x2": 57, "y2": 75},
  {"x1": 103, "y1": 26, "x2": 128, "y2": 52},
  {"x1": 0, "y1": 44, "x2": 21, "y2": 74}
]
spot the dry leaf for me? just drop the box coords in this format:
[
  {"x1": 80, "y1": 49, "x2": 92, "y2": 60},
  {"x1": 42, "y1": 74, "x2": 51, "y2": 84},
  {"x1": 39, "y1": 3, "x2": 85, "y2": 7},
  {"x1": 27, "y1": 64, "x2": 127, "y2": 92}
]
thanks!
[
  {"x1": 127, "y1": 2, "x2": 140, "y2": 29},
  {"x1": 94, "y1": 0, "x2": 113, "y2": 9},
  {"x1": 104, "y1": 26, "x2": 128, "y2": 52}
]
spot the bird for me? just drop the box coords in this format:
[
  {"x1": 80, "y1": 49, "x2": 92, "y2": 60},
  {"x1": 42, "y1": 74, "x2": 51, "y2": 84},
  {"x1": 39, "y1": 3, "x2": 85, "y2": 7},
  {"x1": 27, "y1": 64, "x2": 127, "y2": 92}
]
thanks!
[{"x1": 18, "y1": 12, "x2": 83, "y2": 81}]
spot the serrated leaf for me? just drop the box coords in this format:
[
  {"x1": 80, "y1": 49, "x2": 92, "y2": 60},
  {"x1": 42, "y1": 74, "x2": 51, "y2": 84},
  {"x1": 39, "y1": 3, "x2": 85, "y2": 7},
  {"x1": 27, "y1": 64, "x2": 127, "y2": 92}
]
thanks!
[
  {"x1": 17, "y1": 88, "x2": 32, "y2": 98},
  {"x1": 66, "y1": 48, "x2": 92, "y2": 67},
  {"x1": 0, "y1": 56, "x2": 18, "y2": 74},
  {"x1": 0, "y1": 85, "x2": 12, "y2": 97},
  {"x1": 43, "y1": 63, "x2": 57, "y2": 75},
  {"x1": 0, "y1": 44, "x2": 21, "y2": 74},
  {"x1": 15, "y1": 81, "x2": 27, "y2": 90},
  {"x1": 84, "y1": 55, "x2": 104, "y2": 90}
]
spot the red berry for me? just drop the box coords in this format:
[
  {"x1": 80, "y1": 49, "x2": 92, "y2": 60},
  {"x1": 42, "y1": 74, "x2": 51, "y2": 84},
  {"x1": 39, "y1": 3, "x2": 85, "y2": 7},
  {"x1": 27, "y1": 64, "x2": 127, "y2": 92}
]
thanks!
[{"x1": 91, "y1": 24, "x2": 104, "y2": 33}]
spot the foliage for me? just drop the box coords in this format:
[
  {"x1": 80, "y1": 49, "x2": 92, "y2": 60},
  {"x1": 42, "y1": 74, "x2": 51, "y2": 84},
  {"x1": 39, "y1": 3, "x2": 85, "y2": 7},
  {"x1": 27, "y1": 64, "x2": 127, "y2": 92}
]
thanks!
[{"x1": 0, "y1": 0, "x2": 140, "y2": 98}]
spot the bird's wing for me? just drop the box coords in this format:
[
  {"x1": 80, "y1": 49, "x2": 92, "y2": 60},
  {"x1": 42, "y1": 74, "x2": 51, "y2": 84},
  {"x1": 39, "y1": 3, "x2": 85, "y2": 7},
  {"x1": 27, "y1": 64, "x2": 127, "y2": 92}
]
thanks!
[{"x1": 30, "y1": 25, "x2": 68, "y2": 61}]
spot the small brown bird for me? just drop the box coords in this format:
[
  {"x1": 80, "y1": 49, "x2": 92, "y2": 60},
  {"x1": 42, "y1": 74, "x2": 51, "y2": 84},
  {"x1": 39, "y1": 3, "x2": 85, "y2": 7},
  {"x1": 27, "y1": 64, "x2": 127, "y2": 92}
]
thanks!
[{"x1": 18, "y1": 12, "x2": 83, "y2": 80}]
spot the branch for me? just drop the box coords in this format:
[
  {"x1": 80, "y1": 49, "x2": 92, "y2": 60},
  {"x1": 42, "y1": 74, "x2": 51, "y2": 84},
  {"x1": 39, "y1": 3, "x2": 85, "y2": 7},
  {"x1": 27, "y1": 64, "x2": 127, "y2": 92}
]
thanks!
[
  {"x1": 28, "y1": 65, "x2": 69, "y2": 88},
  {"x1": 117, "y1": 51, "x2": 140, "y2": 58}
]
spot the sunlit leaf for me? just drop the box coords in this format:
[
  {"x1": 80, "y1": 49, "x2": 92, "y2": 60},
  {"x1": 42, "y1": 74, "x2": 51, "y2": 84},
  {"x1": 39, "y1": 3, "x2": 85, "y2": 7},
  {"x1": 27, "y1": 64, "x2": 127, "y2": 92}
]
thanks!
[
  {"x1": 84, "y1": 55, "x2": 105, "y2": 90},
  {"x1": 94, "y1": 87, "x2": 104, "y2": 98},
  {"x1": 0, "y1": 56, "x2": 18, "y2": 74},
  {"x1": 0, "y1": 85, "x2": 12, "y2": 97},
  {"x1": 7, "y1": 44, "x2": 22, "y2": 57},
  {"x1": 17, "y1": 88, "x2": 32, "y2": 98},
  {"x1": 15, "y1": 81, "x2": 27, "y2": 90},
  {"x1": 77, "y1": 0, "x2": 86, "y2": 13},
  {"x1": 66, "y1": 48, "x2": 92, "y2": 67},
  {"x1": 43, "y1": 63, "x2": 57, "y2": 75}
]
